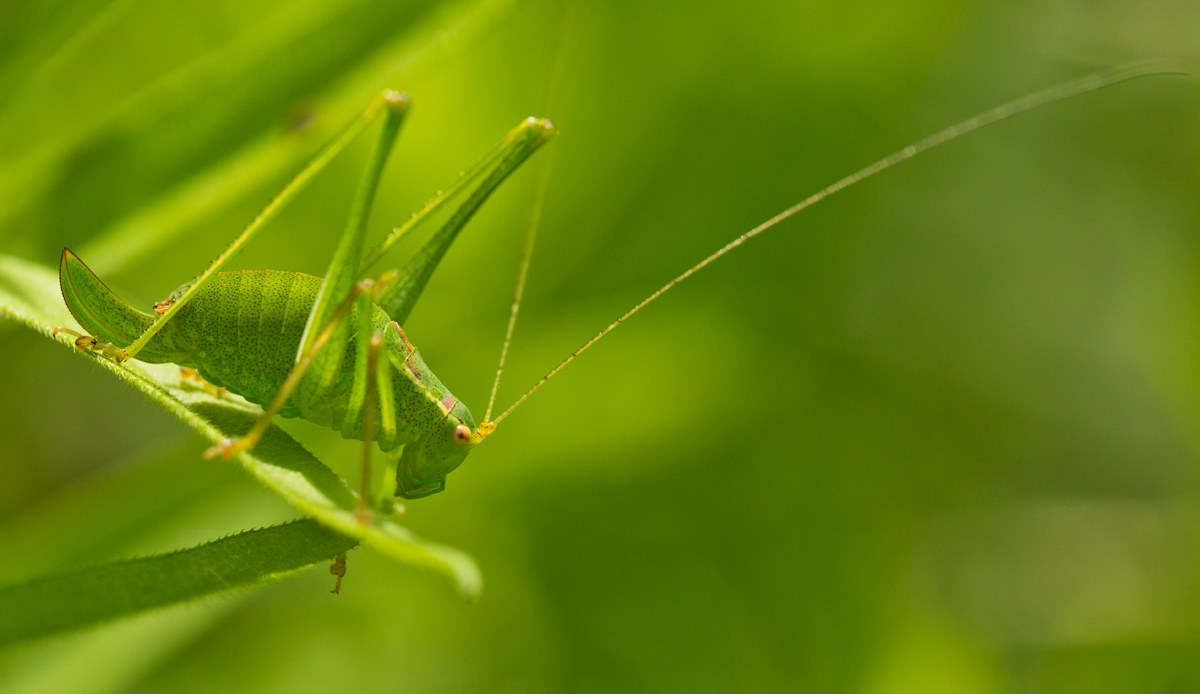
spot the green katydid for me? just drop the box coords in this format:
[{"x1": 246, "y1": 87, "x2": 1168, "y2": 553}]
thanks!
[
  {"x1": 54, "y1": 61, "x2": 1188, "y2": 526},
  {"x1": 56, "y1": 90, "x2": 555, "y2": 505}
]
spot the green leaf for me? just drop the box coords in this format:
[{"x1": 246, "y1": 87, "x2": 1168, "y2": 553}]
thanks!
[
  {"x1": 0, "y1": 519, "x2": 353, "y2": 646},
  {"x1": 0, "y1": 442, "x2": 305, "y2": 687},
  {"x1": 2, "y1": 0, "x2": 517, "y2": 275},
  {"x1": 0, "y1": 254, "x2": 482, "y2": 599}
]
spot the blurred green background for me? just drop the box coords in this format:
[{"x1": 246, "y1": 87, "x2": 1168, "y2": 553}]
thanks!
[{"x1": 1, "y1": 0, "x2": 1198, "y2": 691}]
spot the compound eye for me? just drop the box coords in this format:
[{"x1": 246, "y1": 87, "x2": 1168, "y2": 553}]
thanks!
[{"x1": 452, "y1": 424, "x2": 471, "y2": 448}]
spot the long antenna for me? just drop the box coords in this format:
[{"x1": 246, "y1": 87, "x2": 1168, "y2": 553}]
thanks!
[
  {"x1": 483, "y1": 1, "x2": 583, "y2": 425},
  {"x1": 483, "y1": 151, "x2": 553, "y2": 423},
  {"x1": 489, "y1": 60, "x2": 1190, "y2": 427}
]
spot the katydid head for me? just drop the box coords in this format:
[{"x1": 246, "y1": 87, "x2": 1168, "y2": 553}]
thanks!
[{"x1": 395, "y1": 400, "x2": 478, "y2": 499}]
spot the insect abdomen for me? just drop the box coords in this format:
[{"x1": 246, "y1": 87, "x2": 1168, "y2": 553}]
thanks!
[{"x1": 172, "y1": 270, "x2": 322, "y2": 416}]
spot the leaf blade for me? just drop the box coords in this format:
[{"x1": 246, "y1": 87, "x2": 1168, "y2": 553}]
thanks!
[
  {"x1": 0, "y1": 519, "x2": 353, "y2": 646},
  {"x1": 68, "y1": 0, "x2": 518, "y2": 277}
]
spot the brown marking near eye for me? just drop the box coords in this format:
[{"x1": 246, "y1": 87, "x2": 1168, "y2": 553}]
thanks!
[{"x1": 439, "y1": 394, "x2": 459, "y2": 415}]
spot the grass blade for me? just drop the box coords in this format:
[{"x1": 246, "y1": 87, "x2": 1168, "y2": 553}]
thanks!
[
  {"x1": 0, "y1": 519, "x2": 352, "y2": 646},
  {"x1": 62, "y1": 0, "x2": 517, "y2": 276}
]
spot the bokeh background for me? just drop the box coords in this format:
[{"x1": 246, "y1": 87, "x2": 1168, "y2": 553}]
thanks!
[{"x1": 1, "y1": 0, "x2": 1199, "y2": 691}]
